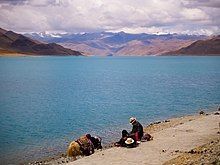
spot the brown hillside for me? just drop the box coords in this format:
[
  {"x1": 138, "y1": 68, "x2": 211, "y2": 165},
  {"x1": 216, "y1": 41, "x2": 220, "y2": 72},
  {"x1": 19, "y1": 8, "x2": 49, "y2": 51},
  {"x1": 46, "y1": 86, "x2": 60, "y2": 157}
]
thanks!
[
  {"x1": 0, "y1": 28, "x2": 83, "y2": 56},
  {"x1": 163, "y1": 36, "x2": 220, "y2": 55}
]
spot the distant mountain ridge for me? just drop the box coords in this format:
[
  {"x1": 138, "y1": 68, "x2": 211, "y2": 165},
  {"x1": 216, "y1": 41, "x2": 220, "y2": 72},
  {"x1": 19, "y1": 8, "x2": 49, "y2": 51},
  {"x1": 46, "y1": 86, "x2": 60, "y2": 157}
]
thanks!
[
  {"x1": 0, "y1": 28, "x2": 82, "y2": 56},
  {"x1": 25, "y1": 31, "x2": 207, "y2": 56},
  {"x1": 163, "y1": 36, "x2": 220, "y2": 56}
]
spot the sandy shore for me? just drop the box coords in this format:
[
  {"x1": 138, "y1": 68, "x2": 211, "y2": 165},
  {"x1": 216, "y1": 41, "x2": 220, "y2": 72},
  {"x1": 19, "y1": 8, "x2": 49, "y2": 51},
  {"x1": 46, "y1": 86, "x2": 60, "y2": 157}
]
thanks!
[
  {"x1": 0, "y1": 50, "x2": 30, "y2": 56},
  {"x1": 31, "y1": 111, "x2": 220, "y2": 165},
  {"x1": 0, "y1": 54, "x2": 28, "y2": 57},
  {"x1": 0, "y1": 53, "x2": 43, "y2": 57}
]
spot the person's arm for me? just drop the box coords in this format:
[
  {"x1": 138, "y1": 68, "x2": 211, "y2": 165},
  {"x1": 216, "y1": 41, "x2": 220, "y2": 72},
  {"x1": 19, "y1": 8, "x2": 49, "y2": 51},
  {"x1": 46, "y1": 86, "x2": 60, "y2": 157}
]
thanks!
[{"x1": 129, "y1": 124, "x2": 137, "y2": 137}]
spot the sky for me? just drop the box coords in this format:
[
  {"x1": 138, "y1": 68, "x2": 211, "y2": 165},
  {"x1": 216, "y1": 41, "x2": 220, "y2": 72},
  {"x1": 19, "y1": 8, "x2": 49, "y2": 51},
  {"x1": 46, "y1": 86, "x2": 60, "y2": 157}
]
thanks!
[{"x1": 0, "y1": 0, "x2": 219, "y2": 35}]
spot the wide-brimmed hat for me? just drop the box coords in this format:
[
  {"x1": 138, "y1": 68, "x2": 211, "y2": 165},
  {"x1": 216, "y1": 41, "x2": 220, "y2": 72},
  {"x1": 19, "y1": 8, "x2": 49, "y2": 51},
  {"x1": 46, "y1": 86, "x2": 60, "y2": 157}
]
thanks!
[
  {"x1": 125, "y1": 138, "x2": 135, "y2": 145},
  {"x1": 129, "y1": 117, "x2": 136, "y2": 124}
]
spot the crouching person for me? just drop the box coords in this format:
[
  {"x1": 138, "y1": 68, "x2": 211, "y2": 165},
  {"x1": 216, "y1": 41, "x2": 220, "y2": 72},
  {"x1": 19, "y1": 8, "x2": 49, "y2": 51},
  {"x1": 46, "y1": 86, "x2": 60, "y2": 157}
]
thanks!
[{"x1": 67, "y1": 134, "x2": 102, "y2": 158}]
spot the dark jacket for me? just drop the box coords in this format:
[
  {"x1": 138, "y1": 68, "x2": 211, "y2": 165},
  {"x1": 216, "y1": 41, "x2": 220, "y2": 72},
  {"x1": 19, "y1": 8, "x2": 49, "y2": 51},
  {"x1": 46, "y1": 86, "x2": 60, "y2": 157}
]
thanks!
[{"x1": 130, "y1": 121, "x2": 143, "y2": 140}]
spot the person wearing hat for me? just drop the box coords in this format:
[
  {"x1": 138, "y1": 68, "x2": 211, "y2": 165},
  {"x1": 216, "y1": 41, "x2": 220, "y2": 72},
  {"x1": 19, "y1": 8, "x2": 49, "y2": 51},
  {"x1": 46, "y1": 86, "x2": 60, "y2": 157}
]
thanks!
[
  {"x1": 115, "y1": 117, "x2": 143, "y2": 147},
  {"x1": 129, "y1": 117, "x2": 143, "y2": 142}
]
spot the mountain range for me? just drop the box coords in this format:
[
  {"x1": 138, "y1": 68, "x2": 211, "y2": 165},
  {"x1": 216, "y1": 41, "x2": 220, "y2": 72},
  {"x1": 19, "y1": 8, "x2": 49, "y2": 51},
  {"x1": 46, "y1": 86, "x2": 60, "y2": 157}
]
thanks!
[
  {"x1": 25, "y1": 31, "x2": 209, "y2": 56},
  {"x1": 1, "y1": 27, "x2": 219, "y2": 56},
  {"x1": 0, "y1": 28, "x2": 82, "y2": 56}
]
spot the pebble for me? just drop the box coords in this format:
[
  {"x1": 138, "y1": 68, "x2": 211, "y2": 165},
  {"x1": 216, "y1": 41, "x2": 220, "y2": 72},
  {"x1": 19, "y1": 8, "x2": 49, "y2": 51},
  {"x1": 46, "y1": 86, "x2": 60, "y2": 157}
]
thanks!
[
  {"x1": 199, "y1": 111, "x2": 205, "y2": 115},
  {"x1": 154, "y1": 121, "x2": 161, "y2": 124},
  {"x1": 188, "y1": 149, "x2": 196, "y2": 154},
  {"x1": 203, "y1": 149, "x2": 207, "y2": 153}
]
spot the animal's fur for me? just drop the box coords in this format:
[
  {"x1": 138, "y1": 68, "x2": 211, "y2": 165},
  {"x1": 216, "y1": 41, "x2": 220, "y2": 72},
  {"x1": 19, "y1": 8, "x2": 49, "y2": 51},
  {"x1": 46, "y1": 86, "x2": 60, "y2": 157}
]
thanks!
[
  {"x1": 67, "y1": 141, "x2": 82, "y2": 157},
  {"x1": 67, "y1": 135, "x2": 102, "y2": 158}
]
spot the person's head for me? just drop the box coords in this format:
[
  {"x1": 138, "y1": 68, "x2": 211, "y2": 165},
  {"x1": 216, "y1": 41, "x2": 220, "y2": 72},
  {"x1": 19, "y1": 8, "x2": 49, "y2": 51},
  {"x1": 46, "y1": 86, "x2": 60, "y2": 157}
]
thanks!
[
  {"x1": 122, "y1": 130, "x2": 129, "y2": 138},
  {"x1": 129, "y1": 117, "x2": 137, "y2": 125}
]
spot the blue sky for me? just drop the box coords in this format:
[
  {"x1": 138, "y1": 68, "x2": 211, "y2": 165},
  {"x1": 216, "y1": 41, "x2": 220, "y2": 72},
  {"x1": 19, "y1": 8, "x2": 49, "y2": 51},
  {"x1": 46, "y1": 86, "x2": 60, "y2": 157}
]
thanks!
[{"x1": 0, "y1": 0, "x2": 219, "y2": 35}]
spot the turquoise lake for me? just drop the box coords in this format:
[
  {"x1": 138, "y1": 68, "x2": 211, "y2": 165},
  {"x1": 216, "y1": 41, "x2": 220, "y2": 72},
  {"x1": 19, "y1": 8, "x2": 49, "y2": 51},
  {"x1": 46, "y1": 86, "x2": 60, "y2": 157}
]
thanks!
[{"x1": 0, "y1": 56, "x2": 220, "y2": 164}]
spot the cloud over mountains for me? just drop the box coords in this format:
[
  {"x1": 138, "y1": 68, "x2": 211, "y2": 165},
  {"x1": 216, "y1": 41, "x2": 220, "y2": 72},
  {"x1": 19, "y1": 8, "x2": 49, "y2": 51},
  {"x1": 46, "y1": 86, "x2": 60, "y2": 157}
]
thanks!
[{"x1": 0, "y1": 0, "x2": 219, "y2": 35}]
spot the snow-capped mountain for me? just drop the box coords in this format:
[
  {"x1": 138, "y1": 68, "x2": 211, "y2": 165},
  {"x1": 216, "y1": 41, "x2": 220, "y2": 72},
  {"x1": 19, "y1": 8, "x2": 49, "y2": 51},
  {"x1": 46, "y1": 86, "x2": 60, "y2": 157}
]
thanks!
[{"x1": 24, "y1": 31, "x2": 207, "y2": 56}]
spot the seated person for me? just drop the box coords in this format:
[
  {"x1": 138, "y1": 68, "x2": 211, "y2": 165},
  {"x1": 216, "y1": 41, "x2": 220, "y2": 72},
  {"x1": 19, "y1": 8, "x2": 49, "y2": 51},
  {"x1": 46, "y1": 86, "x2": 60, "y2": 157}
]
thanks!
[
  {"x1": 115, "y1": 117, "x2": 143, "y2": 147},
  {"x1": 129, "y1": 117, "x2": 144, "y2": 142},
  {"x1": 115, "y1": 130, "x2": 130, "y2": 147}
]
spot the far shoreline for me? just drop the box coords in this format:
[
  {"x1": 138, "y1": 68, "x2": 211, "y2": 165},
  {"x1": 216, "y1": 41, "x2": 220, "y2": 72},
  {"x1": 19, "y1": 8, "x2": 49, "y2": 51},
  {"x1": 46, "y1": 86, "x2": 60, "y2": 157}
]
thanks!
[
  {"x1": 0, "y1": 54, "x2": 85, "y2": 57},
  {"x1": 1, "y1": 54, "x2": 220, "y2": 57}
]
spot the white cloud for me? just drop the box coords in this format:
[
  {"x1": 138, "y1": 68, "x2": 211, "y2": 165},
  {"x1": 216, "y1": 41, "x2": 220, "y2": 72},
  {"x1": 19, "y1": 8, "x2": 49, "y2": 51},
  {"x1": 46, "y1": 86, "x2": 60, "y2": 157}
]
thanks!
[
  {"x1": 0, "y1": 0, "x2": 219, "y2": 35},
  {"x1": 181, "y1": 8, "x2": 210, "y2": 22}
]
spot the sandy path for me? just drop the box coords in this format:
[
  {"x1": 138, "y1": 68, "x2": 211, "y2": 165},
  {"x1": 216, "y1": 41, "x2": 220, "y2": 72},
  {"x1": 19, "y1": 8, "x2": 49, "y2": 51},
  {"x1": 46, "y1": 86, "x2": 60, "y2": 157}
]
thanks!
[{"x1": 65, "y1": 114, "x2": 219, "y2": 165}]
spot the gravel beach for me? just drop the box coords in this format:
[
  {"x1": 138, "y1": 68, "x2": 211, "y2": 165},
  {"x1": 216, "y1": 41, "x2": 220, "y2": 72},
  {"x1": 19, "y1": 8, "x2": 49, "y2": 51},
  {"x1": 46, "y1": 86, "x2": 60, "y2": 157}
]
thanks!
[{"x1": 30, "y1": 110, "x2": 220, "y2": 165}]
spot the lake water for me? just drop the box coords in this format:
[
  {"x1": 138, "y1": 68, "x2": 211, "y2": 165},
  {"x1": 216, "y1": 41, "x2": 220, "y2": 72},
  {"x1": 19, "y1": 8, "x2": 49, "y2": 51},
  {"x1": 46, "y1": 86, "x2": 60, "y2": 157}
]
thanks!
[{"x1": 0, "y1": 56, "x2": 220, "y2": 164}]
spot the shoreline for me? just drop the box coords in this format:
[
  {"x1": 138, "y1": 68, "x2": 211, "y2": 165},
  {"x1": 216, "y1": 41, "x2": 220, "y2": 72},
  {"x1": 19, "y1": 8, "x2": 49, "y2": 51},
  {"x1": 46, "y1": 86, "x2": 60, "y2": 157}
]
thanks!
[
  {"x1": 0, "y1": 54, "x2": 84, "y2": 57},
  {"x1": 1, "y1": 54, "x2": 220, "y2": 57},
  {"x1": 28, "y1": 108, "x2": 220, "y2": 165},
  {"x1": 0, "y1": 53, "x2": 31, "y2": 57}
]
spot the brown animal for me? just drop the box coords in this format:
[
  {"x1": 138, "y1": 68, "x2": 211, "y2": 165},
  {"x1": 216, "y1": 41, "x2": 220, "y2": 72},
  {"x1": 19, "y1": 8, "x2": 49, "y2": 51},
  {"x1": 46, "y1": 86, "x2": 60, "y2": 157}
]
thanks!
[
  {"x1": 67, "y1": 141, "x2": 82, "y2": 157},
  {"x1": 67, "y1": 134, "x2": 102, "y2": 158}
]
